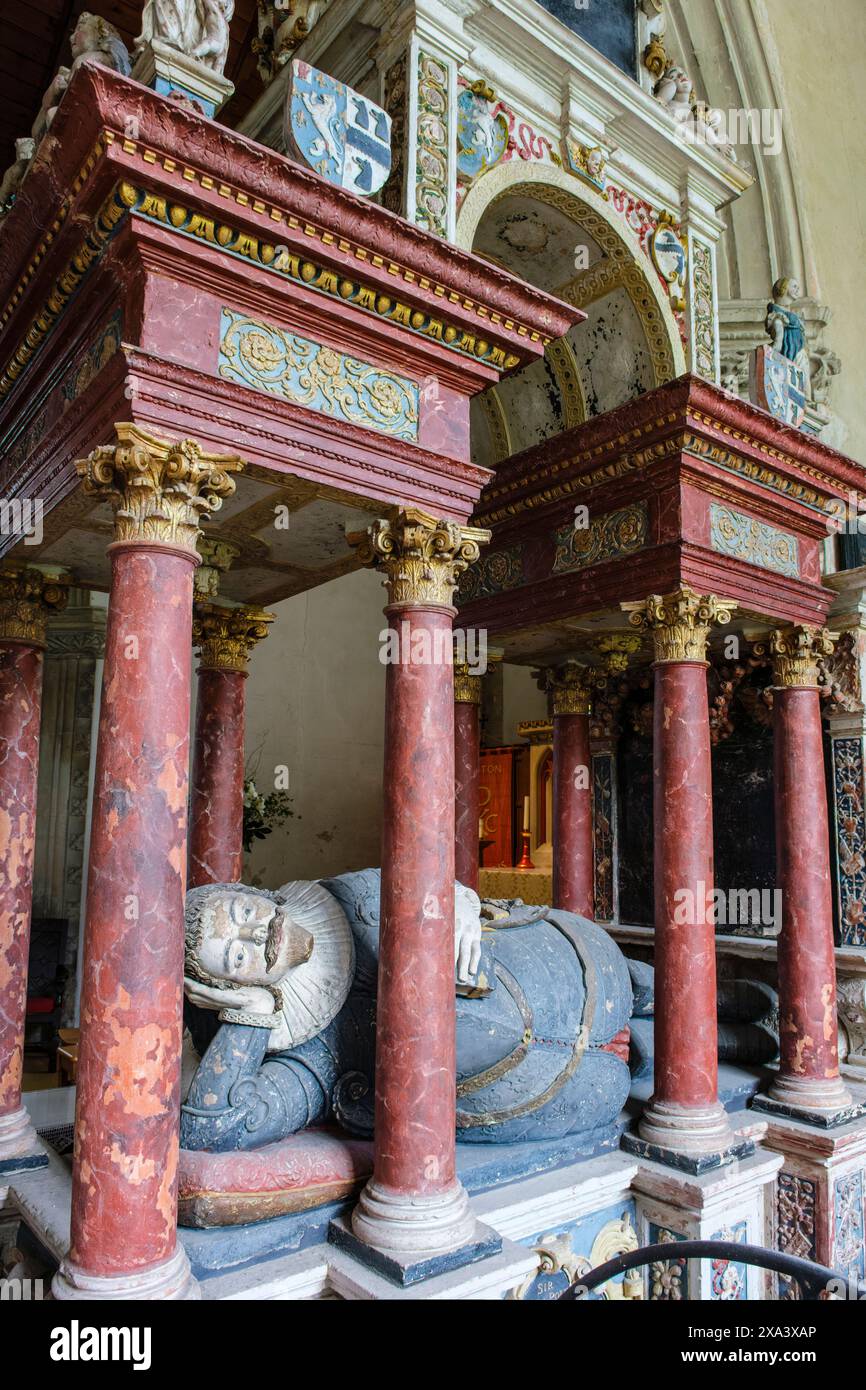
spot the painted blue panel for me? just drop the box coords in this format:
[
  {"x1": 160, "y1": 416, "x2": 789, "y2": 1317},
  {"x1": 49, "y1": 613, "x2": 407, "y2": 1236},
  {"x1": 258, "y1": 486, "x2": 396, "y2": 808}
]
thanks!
[
  {"x1": 532, "y1": 0, "x2": 637, "y2": 78},
  {"x1": 218, "y1": 308, "x2": 420, "y2": 442}
]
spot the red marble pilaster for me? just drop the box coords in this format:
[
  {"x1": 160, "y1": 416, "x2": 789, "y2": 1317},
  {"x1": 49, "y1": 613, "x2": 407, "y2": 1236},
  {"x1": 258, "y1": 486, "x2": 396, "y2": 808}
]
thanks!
[
  {"x1": 189, "y1": 605, "x2": 273, "y2": 888},
  {"x1": 53, "y1": 425, "x2": 240, "y2": 1302},
  {"x1": 454, "y1": 664, "x2": 481, "y2": 892},
  {"x1": 548, "y1": 665, "x2": 595, "y2": 917},
  {"x1": 348, "y1": 510, "x2": 488, "y2": 1260},
  {"x1": 625, "y1": 589, "x2": 736, "y2": 1157},
  {"x1": 764, "y1": 627, "x2": 852, "y2": 1116},
  {"x1": 0, "y1": 569, "x2": 68, "y2": 1169}
]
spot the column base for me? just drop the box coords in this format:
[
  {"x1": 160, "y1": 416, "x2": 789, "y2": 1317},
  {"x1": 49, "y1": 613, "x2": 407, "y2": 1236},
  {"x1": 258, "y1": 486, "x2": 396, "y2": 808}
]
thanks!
[
  {"x1": 626, "y1": 1099, "x2": 750, "y2": 1172},
  {"x1": 752, "y1": 1074, "x2": 865, "y2": 1129},
  {"x1": 52, "y1": 1244, "x2": 201, "y2": 1301},
  {"x1": 336, "y1": 1178, "x2": 498, "y2": 1286},
  {"x1": 0, "y1": 1107, "x2": 48, "y2": 1175},
  {"x1": 330, "y1": 1210, "x2": 501, "y2": 1288}
]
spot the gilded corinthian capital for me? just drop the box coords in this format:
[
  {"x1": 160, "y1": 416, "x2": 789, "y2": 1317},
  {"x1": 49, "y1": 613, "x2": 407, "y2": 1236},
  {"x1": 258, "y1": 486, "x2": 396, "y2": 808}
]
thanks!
[
  {"x1": 758, "y1": 624, "x2": 837, "y2": 689},
  {"x1": 623, "y1": 587, "x2": 736, "y2": 664},
  {"x1": 453, "y1": 662, "x2": 482, "y2": 704},
  {"x1": 0, "y1": 566, "x2": 70, "y2": 647},
  {"x1": 193, "y1": 603, "x2": 275, "y2": 673},
  {"x1": 347, "y1": 508, "x2": 491, "y2": 609},
  {"x1": 76, "y1": 424, "x2": 243, "y2": 556},
  {"x1": 544, "y1": 661, "x2": 599, "y2": 716}
]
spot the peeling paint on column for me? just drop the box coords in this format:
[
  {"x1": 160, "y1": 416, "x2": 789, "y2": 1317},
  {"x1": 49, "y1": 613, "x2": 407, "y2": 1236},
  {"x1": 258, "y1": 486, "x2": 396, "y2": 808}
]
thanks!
[{"x1": 0, "y1": 645, "x2": 44, "y2": 1116}]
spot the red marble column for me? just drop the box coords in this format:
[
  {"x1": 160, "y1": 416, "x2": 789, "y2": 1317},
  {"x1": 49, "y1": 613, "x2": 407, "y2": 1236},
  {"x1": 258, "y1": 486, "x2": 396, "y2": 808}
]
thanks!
[
  {"x1": 53, "y1": 425, "x2": 240, "y2": 1302},
  {"x1": 0, "y1": 569, "x2": 68, "y2": 1172},
  {"x1": 550, "y1": 664, "x2": 594, "y2": 917},
  {"x1": 454, "y1": 663, "x2": 481, "y2": 892},
  {"x1": 762, "y1": 627, "x2": 852, "y2": 1117},
  {"x1": 348, "y1": 511, "x2": 488, "y2": 1262},
  {"x1": 189, "y1": 604, "x2": 273, "y2": 888},
  {"x1": 625, "y1": 589, "x2": 736, "y2": 1159}
]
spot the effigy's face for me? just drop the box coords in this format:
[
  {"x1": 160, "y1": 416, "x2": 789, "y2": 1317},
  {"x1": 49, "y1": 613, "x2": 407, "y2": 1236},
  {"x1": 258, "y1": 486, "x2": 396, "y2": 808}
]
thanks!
[{"x1": 196, "y1": 889, "x2": 314, "y2": 987}]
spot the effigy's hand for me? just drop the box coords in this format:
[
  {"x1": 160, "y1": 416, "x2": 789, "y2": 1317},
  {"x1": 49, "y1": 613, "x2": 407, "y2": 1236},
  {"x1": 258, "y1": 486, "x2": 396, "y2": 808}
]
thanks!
[
  {"x1": 183, "y1": 978, "x2": 275, "y2": 1017},
  {"x1": 454, "y1": 885, "x2": 483, "y2": 985}
]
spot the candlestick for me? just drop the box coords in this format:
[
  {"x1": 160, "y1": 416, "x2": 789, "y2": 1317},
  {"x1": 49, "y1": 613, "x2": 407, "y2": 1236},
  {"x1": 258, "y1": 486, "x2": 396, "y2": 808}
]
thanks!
[{"x1": 517, "y1": 829, "x2": 535, "y2": 871}]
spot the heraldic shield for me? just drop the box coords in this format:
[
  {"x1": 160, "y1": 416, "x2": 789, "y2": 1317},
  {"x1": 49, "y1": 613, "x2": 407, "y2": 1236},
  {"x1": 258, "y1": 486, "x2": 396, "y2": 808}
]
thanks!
[{"x1": 285, "y1": 59, "x2": 392, "y2": 197}]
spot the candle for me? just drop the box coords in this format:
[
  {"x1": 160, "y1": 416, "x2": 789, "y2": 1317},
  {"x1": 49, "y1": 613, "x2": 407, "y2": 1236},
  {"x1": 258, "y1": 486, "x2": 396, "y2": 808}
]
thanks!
[
  {"x1": 478, "y1": 817, "x2": 484, "y2": 839},
  {"x1": 523, "y1": 794, "x2": 530, "y2": 831}
]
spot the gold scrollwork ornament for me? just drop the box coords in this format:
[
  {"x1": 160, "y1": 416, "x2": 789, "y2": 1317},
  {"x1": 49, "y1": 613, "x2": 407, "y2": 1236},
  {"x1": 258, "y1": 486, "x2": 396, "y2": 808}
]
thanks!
[
  {"x1": 623, "y1": 586, "x2": 736, "y2": 664},
  {"x1": 348, "y1": 508, "x2": 491, "y2": 609}
]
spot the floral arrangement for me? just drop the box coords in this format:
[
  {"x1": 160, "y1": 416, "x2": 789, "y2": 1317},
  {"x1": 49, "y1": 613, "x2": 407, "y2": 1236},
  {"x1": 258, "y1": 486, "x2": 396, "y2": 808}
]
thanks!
[{"x1": 242, "y1": 778, "x2": 294, "y2": 853}]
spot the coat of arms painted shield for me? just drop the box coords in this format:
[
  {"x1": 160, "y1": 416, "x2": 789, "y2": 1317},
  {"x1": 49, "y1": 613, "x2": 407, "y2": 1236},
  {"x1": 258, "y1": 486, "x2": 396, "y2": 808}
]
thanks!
[
  {"x1": 285, "y1": 60, "x2": 392, "y2": 197},
  {"x1": 749, "y1": 345, "x2": 809, "y2": 430}
]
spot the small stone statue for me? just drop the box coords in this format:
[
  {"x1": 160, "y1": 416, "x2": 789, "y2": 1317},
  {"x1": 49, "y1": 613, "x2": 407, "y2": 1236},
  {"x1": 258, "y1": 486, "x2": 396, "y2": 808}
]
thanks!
[
  {"x1": 31, "y1": 14, "x2": 130, "y2": 146},
  {"x1": 137, "y1": 0, "x2": 195, "y2": 52},
  {"x1": 68, "y1": 11, "x2": 132, "y2": 76},
  {"x1": 192, "y1": 0, "x2": 235, "y2": 73},
  {"x1": 766, "y1": 276, "x2": 808, "y2": 364},
  {"x1": 0, "y1": 138, "x2": 36, "y2": 218},
  {"x1": 136, "y1": 0, "x2": 234, "y2": 76},
  {"x1": 653, "y1": 63, "x2": 693, "y2": 121}
]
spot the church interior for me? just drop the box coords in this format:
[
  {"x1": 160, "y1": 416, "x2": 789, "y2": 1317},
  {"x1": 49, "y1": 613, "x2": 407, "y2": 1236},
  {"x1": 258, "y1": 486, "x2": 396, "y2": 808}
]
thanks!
[{"x1": 1, "y1": 0, "x2": 866, "y2": 1310}]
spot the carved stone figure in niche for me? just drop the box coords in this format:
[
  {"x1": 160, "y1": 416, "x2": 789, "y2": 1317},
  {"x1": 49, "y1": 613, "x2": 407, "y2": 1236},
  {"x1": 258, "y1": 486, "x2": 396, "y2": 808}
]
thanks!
[
  {"x1": 181, "y1": 870, "x2": 633, "y2": 1152},
  {"x1": 766, "y1": 276, "x2": 808, "y2": 365}
]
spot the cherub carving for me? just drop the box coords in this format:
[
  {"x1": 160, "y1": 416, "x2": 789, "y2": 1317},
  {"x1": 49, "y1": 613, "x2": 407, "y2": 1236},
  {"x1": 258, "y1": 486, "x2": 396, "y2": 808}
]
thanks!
[{"x1": 192, "y1": 0, "x2": 235, "y2": 73}]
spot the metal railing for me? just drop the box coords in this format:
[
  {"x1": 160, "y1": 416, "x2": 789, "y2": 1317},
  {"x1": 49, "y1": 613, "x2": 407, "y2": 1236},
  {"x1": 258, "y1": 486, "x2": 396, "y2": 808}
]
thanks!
[{"x1": 559, "y1": 1238, "x2": 860, "y2": 1301}]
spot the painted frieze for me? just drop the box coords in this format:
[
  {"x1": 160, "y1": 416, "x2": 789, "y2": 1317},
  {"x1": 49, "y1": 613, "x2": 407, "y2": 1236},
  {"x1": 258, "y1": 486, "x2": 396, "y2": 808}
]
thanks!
[
  {"x1": 833, "y1": 1170, "x2": 866, "y2": 1284},
  {"x1": 709, "y1": 504, "x2": 799, "y2": 579},
  {"x1": 776, "y1": 1172, "x2": 817, "y2": 1299},
  {"x1": 552, "y1": 501, "x2": 647, "y2": 574},
  {"x1": 709, "y1": 1220, "x2": 748, "y2": 1300},
  {"x1": 219, "y1": 309, "x2": 419, "y2": 441},
  {"x1": 457, "y1": 544, "x2": 523, "y2": 602},
  {"x1": 416, "y1": 52, "x2": 450, "y2": 236}
]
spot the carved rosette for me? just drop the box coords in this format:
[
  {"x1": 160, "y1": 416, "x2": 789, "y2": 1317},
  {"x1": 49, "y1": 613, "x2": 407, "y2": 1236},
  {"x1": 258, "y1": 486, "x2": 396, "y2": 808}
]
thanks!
[
  {"x1": 546, "y1": 661, "x2": 598, "y2": 717},
  {"x1": 756, "y1": 625, "x2": 837, "y2": 689},
  {"x1": 76, "y1": 423, "x2": 243, "y2": 557},
  {"x1": 624, "y1": 587, "x2": 736, "y2": 664},
  {"x1": 192, "y1": 602, "x2": 275, "y2": 673},
  {"x1": 0, "y1": 566, "x2": 70, "y2": 648},
  {"x1": 348, "y1": 508, "x2": 491, "y2": 610},
  {"x1": 453, "y1": 661, "x2": 482, "y2": 705}
]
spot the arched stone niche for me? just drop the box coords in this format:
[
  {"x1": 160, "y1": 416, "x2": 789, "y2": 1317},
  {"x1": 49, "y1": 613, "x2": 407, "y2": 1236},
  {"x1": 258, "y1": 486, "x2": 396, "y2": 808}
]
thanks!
[{"x1": 457, "y1": 161, "x2": 686, "y2": 469}]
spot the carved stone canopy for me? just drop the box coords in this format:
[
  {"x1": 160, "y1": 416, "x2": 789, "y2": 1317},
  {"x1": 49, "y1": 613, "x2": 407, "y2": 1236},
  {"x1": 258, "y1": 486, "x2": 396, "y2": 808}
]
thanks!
[
  {"x1": 347, "y1": 508, "x2": 491, "y2": 610},
  {"x1": 77, "y1": 423, "x2": 243, "y2": 558},
  {"x1": 192, "y1": 602, "x2": 275, "y2": 672},
  {"x1": 0, "y1": 566, "x2": 70, "y2": 647},
  {"x1": 623, "y1": 587, "x2": 736, "y2": 664}
]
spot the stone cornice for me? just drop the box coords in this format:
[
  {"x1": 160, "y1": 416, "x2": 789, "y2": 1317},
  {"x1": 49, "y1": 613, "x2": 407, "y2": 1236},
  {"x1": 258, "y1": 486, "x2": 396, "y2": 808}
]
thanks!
[
  {"x1": 0, "y1": 63, "x2": 578, "y2": 400},
  {"x1": 472, "y1": 374, "x2": 866, "y2": 529}
]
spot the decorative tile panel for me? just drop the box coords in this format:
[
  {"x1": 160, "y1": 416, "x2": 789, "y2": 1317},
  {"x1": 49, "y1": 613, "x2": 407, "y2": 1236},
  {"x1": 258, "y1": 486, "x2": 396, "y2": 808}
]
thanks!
[
  {"x1": 508, "y1": 1201, "x2": 639, "y2": 1301},
  {"x1": 834, "y1": 1170, "x2": 865, "y2": 1284},
  {"x1": 219, "y1": 308, "x2": 419, "y2": 442},
  {"x1": 831, "y1": 737, "x2": 866, "y2": 946},
  {"x1": 552, "y1": 502, "x2": 647, "y2": 575},
  {"x1": 709, "y1": 504, "x2": 799, "y2": 578},
  {"x1": 710, "y1": 1221, "x2": 748, "y2": 1300},
  {"x1": 647, "y1": 1224, "x2": 688, "y2": 1300}
]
